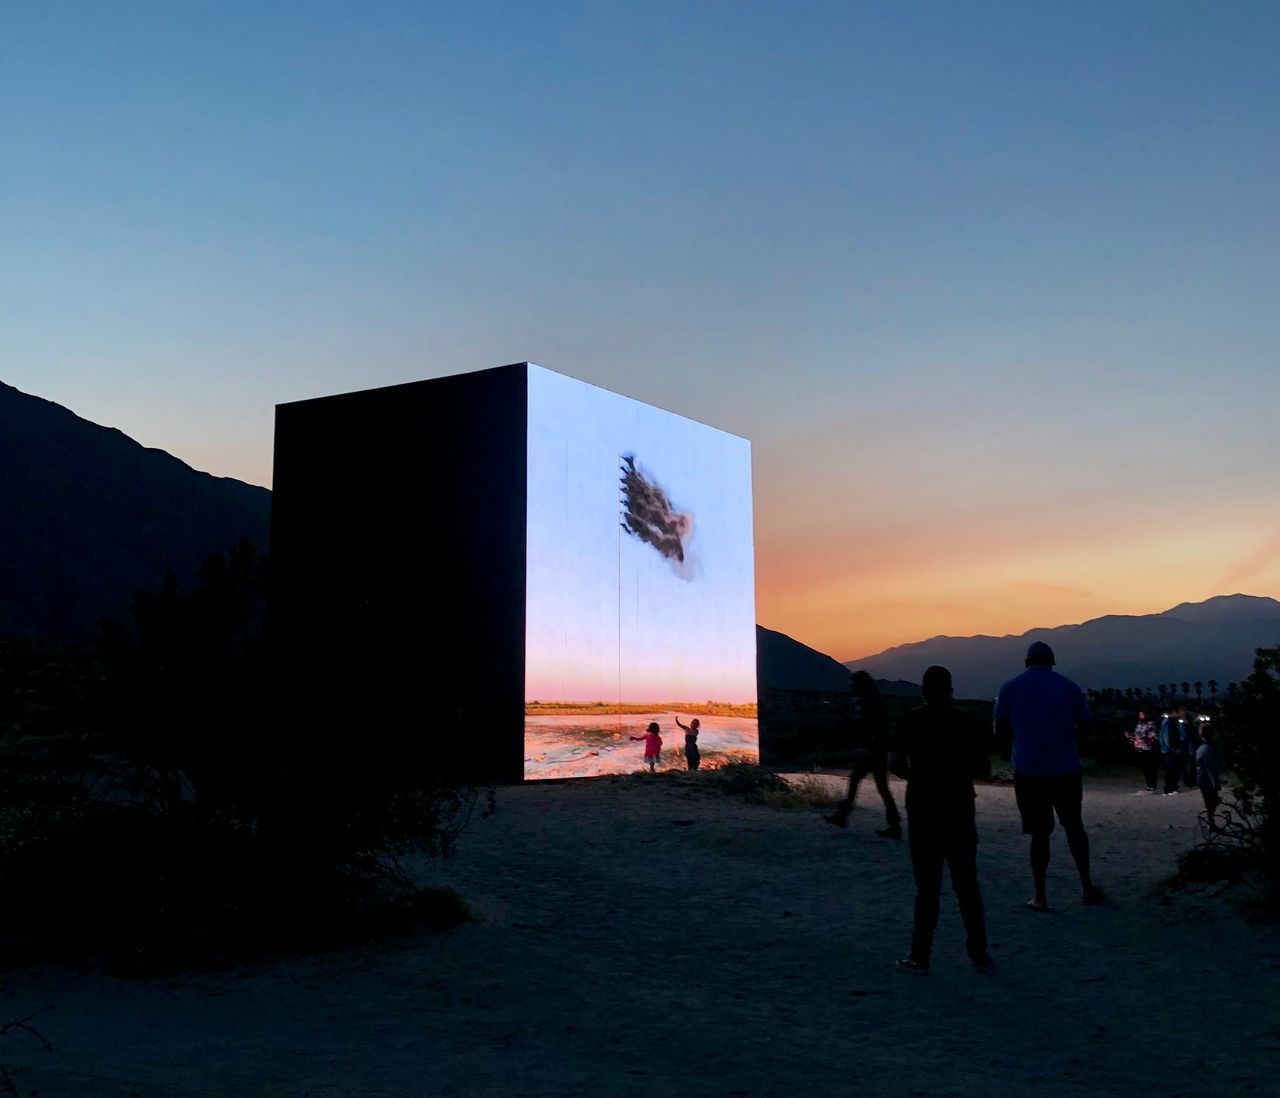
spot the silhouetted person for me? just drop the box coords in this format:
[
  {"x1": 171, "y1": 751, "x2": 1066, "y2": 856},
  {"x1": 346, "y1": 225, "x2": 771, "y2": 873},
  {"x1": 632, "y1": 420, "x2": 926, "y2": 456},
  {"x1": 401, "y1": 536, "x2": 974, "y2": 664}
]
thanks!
[
  {"x1": 1182, "y1": 711, "x2": 1199, "y2": 789},
  {"x1": 1196, "y1": 722, "x2": 1222, "y2": 832},
  {"x1": 674, "y1": 715, "x2": 701, "y2": 770},
  {"x1": 995, "y1": 641, "x2": 1103, "y2": 911},
  {"x1": 825, "y1": 671, "x2": 902, "y2": 839},
  {"x1": 889, "y1": 665, "x2": 992, "y2": 973},
  {"x1": 1128, "y1": 711, "x2": 1160, "y2": 793},
  {"x1": 630, "y1": 722, "x2": 663, "y2": 772},
  {"x1": 1159, "y1": 708, "x2": 1185, "y2": 795}
]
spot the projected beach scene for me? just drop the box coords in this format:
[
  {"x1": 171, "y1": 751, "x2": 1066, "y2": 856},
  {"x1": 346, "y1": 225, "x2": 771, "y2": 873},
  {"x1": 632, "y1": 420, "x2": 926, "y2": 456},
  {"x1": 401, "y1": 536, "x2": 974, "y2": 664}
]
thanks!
[{"x1": 524, "y1": 366, "x2": 757, "y2": 779}]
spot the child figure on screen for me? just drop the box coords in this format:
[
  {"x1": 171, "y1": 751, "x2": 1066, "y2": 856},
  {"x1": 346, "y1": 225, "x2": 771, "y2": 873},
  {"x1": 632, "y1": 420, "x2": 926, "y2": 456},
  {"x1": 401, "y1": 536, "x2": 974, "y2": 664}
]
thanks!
[
  {"x1": 675, "y1": 716, "x2": 701, "y2": 770},
  {"x1": 631, "y1": 722, "x2": 663, "y2": 772}
]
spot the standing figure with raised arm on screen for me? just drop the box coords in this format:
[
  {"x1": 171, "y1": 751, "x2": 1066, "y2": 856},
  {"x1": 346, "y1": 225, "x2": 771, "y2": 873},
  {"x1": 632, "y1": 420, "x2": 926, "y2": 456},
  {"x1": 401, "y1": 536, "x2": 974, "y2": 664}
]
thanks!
[
  {"x1": 995, "y1": 642, "x2": 1104, "y2": 912},
  {"x1": 890, "y1": 665, "x2": 992, "y2": 972},
  {"x1": 630, "y1": 722, "x2": 663, "y2": 773},
  {"x1": 825, "y1": 671, "x2": 902, "y2": 839},
  {"x1": 675, "y1": 716, "x2": 701, "y2": 771}
]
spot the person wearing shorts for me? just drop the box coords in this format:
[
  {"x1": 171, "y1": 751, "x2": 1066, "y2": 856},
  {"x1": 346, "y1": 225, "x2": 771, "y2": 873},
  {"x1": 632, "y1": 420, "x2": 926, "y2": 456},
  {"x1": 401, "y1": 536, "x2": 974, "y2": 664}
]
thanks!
[{"x1": 995, "y1": 642, "x2": 1104, "y2": 912}]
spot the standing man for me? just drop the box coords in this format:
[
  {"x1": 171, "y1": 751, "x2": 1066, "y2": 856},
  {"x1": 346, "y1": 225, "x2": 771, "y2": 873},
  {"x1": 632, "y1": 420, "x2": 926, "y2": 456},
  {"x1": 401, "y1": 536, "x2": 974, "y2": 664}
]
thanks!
[
  {"x1": 889, "y1": 665, "x2": 992, "y2": 972},
  {"x1": 1158, "y1": 708, "x2": 1185, "y2": 795},
  {"x1": 995, "y1": 641, "x2": 1104, "y2": 911}
]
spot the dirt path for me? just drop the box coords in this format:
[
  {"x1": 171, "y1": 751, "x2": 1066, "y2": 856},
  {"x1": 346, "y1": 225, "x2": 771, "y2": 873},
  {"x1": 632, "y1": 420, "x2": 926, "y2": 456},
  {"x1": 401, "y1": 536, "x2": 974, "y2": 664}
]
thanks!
[{"x1": 3, "y1": 775, "x2": 1277, "y2": 1096}]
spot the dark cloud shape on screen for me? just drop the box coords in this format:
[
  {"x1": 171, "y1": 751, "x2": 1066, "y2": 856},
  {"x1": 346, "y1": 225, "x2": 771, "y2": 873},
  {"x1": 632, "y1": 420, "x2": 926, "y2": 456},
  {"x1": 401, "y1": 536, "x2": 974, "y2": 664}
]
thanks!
[{"x1": 620, "y1": 454, "x2": 696, "y2": 580}]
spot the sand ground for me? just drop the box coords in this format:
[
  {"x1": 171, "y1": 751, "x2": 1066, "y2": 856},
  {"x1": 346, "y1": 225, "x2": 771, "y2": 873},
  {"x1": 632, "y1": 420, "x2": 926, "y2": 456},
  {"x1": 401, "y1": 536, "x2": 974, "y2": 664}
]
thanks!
[{"x1": 2, "y1": 774, "x2": 1277, "y2": 1097}]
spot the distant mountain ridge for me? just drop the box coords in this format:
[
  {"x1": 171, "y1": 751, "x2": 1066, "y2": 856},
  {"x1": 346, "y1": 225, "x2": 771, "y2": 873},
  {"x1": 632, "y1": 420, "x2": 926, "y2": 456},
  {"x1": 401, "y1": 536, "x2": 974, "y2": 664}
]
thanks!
[
  {"x1": 847, "y1": 594, "x2": 1280, "y2": 699},
  {"x1": 0, "y1": 380, "x2": 271, "y2": 638}
]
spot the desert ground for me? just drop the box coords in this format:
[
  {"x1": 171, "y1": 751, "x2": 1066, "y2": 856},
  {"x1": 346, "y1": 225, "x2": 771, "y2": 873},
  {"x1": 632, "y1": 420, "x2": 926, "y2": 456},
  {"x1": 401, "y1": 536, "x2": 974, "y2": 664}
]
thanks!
[{"x1": 2, "y1": 773, "x2": 1277, "y2": 1097}]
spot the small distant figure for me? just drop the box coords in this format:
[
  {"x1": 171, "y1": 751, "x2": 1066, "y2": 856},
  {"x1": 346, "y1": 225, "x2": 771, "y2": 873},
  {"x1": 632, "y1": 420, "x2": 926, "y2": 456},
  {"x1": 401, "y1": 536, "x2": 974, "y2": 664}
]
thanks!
[
  {"x1": 889, "y1": 665, "x2": 992, "y2": 973},
  {"x1": 630, "y1": 722, "x2": 663, "y2": 773},
  {"x1": 994, "y1": 641, "x2": 1104, "y2": 911},
  {"x1": 1196, "y1": 721, "x2": 1222, "y2": 832},
  {"x1": 1182, "y1": 711, "x2": 1200, "y2": 789},
  {"x1": 824, "y1": 671, "x2": 903, "y2": 839},
  {"x1": 1128, "y1": 711, "x2": 1160, "y2": 793},
  {"x1": 675, "y1": 716, "x2": 701, "y2": 771},
  {"x1": 1159, "y1": 709, "x2": 1186, "y2": 795}
]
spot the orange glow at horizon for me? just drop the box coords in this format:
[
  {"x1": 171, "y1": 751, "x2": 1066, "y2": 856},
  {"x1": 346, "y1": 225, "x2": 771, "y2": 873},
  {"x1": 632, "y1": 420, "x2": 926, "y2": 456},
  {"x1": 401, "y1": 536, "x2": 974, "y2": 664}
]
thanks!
[{"x1": 755, "y1": 479, "x2": 1280, "y2": 663}]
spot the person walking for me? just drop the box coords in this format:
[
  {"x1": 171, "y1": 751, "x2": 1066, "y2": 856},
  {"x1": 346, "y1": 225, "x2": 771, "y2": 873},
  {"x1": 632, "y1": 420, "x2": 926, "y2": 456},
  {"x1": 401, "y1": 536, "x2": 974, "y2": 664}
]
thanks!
[
  {"x1": 889, "y1": 665, "x2": 992, "y2": 973},
  {"x1": 825, "y1": 670, "x2": 902, "y2": 839},
  {"x1": 994, "y1": 641, "x2": 1104, "y2": 911}
]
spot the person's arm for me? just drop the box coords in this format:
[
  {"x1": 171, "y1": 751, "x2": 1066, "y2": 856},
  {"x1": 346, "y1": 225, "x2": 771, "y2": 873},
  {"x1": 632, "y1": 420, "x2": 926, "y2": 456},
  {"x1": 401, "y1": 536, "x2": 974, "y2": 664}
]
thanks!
[{"x1": 674, "y1": 716, "x2": 689, "y2": 731}]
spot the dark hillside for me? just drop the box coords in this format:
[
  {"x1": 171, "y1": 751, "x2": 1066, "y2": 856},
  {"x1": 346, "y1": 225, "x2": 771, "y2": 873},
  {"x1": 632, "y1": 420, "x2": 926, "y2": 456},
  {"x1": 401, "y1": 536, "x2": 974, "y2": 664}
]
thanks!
[{"x1": 0, "y1": 380, "x2": 271, "y2": 637}]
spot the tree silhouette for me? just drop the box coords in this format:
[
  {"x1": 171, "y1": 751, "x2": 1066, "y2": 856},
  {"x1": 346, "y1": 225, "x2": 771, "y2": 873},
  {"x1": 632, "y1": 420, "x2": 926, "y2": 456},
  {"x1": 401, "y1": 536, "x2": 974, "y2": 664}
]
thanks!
[
  {"x1": 1219, "y1": 647, "x2": 1280, "y2": 894},
  {"x1": 1209, "y1": 680, "x2": 1219, "y2": 701},
  {"x1": 1194, "y1": 681, "x2": 1203, "y2": 704}
]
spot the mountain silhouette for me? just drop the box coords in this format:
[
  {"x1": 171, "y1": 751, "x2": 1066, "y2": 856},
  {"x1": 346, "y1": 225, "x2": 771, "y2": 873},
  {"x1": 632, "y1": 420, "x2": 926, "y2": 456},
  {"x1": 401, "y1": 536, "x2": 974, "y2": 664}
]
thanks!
[
  {"x1": 0, "y1": 380, "x2": 271, "y2": 638},
  {"x1": 758, "y1": 625, "x2": 851, "y2": 693},
  {"x1": 847, "y1": 594, "x2": 1280, "y2": 699}
]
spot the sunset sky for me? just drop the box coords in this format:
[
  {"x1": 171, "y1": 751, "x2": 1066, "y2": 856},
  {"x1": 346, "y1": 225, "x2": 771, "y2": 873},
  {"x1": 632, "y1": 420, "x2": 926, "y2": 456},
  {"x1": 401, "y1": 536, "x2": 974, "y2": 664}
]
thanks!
[{"x1": 5, "y1": 3, "x2": 1278, "y2": 660}]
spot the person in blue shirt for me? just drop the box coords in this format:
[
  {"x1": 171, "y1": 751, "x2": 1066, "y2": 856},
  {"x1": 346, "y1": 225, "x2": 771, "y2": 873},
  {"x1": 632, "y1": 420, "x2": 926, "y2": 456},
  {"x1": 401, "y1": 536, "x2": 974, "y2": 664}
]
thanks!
[{"x1": 994, "y1": 642, "x2": 1104, "y2": 912}]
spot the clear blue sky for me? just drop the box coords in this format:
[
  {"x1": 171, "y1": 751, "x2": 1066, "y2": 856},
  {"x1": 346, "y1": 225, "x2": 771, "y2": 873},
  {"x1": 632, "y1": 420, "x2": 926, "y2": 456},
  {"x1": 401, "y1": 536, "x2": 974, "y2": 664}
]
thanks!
[{"x1": 4, "y1": 2, "x2": 1278, "y2": 656}]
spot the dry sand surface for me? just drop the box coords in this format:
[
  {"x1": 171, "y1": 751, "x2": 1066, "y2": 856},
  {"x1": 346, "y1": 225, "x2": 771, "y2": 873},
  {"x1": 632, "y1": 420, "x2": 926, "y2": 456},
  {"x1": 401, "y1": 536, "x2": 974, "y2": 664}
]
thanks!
[{"x1": 3, "y1": 774, "x2": 1278, "y2": 1097}]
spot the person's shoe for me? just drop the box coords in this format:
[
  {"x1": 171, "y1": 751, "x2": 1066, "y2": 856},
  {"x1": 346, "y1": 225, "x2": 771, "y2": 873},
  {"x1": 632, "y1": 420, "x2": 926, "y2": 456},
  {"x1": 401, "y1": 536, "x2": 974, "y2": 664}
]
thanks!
[
  {"x1": 1163, "y1": 789, "x2": 1179, "y2": 796},
  {"x1": 1026, "y1": 898, "x2": 1052, "y2": 913},
  {"x1": 969, "y1": 952, "x2": 995, "y2": 969},
  {"x1": 876, "y1": 826, "x2": 903, "y2": 840},
  {"x1": 896, "y1": 958, "x2": 929, "y2": 974},
  {"x1": 823, "y1": 812, "x2": 850, "y2": 829},
  {"x1": 1082, "y1": 885, "x2": 1105, "y2": 906}
]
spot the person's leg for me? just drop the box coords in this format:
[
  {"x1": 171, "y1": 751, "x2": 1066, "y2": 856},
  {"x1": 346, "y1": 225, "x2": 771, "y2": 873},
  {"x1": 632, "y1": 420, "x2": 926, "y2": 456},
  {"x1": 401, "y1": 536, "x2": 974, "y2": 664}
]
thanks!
[
  {"x1": 1183, "y1": 752, "x2": 1197, "y2": 788},
  {"x1": 872, "y1": 751, "x2": 902, "y2": 837},
  {"x1": 908, "y1": 831, "x2": 945, "y2": 966},
  {"x1": 1029, "y1": 832, "x2": 1051, "y2": 908},
  {"x1": 1015, "y1": 773, "x2": 1054, "y2": 908},
  {"x1": 1055, "y1": 773, "x2": 1100, "y2": 901},
  {"x1": 828, "y1": 748, "x2": 871, "y2": 826},
  {"x1": 946, "y1": 833, "x2": 989, "y2": 963},
  {"x1": 1199, "y1": 778, "x2": 1220, "y2": 831},
  {"x1": 1163, "y1": 753, "x2": 1180, "y2": 794},
  {"x1": 1141, "y1": 752, "x2": 1159, "y2": 792}
]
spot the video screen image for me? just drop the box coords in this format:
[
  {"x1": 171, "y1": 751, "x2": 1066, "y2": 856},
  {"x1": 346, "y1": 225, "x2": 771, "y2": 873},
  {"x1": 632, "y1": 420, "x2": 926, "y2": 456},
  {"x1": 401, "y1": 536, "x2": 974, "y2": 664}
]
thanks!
[{"x1": 524, "y1": 366, "x2": 758, "y2": 779}]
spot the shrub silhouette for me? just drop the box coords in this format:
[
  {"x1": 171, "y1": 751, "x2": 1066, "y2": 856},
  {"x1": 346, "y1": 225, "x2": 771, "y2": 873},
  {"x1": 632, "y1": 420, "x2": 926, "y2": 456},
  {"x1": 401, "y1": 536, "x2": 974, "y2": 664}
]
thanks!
[{"x1": 0, "y1": 542, "x2": 481, "y2": 969}]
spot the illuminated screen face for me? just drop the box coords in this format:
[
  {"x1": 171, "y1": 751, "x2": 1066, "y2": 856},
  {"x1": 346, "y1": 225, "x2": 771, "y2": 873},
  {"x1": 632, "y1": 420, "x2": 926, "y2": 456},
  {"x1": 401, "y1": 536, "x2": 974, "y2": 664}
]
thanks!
[{"x1": 524, "y1": 366, "x2": 758, "y2": 779}]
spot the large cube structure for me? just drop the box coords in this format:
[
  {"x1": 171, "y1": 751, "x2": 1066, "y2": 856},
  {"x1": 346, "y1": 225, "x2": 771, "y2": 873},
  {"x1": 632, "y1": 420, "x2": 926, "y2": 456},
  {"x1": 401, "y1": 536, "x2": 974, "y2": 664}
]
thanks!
[{"x1": 272, "y1": 363, "x2": 757, "y2": 783}]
